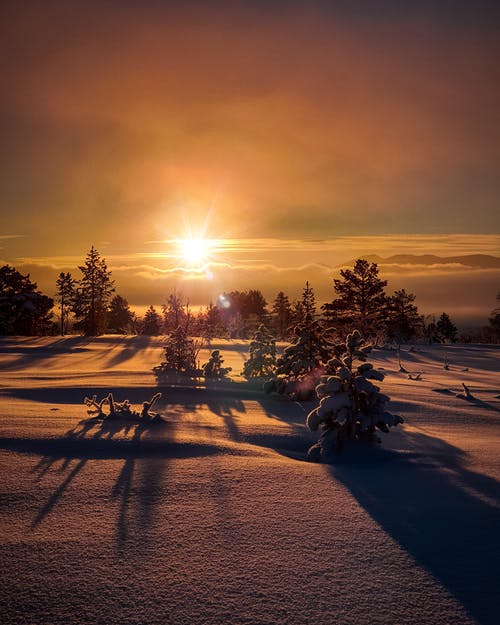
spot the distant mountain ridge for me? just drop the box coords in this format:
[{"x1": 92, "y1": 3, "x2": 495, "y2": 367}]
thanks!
[{"x1": 341, "y1": 254, "x2": 500, "y2": 269}]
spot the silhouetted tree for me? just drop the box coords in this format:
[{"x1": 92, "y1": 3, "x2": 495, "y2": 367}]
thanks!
[
  {"x1": 162, "y1": 290, "x2": 186, "y2": 333},
  {"x1": 488, "y1": 292, "x2": 500, "y2": 341},
  {"x1": 107, "y1": 295, "x2": 134, "y2": 334},
  {"x1": 436, "y1": 312, "x2": 458, "y2": 343},
  {"x1": 55, "y1": 271, "x2": 76, "y2": 336},
  {"x1": 0, "y1": 265, "x2": 53, "y2": 335},
  {"x1": 271, "y1": 291, "x2": 292, "y2": 339},
  {"x1": 141, "y1": 305, "x2": 162, "y2": 335},
  {"x1": 385, "y1": 289, "x2": 424, "y2": 343},
  {"x1": 301, "y1": 280, "x2": 316, "y2": 325},
  {"x1": 323, "y1": 259, "x2": 387, "y2": 338},
  {"x1": 73, "y1": 246, "x2": 115, "y2": 336}
]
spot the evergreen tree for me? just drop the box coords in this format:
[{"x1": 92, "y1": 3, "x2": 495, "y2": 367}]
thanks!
[
  {"x1": 73, "y1": 246, "x2": 115, "y2": 336},
  {"x1": 436, "y1": 312, "x2": 458, "y2": 343},
  {"x1": 488, "y1": 292, "x2": 500, "y2": 341},
  {"x1": 202, "y1": 303, "x2": 226, "y2": 339},
  {"x1": 141, "y1": 305, "x2": 163, "y2": 335},
  {"x1": 162, "y1": 291, "x2": 186, "y2": 333},
  {"x1": 242, "y1": 324, "x2": 277, "y2": 378},
  {"x1": 301, "y1": 280, "x2": 316, "y2": 325},
  {"x1": 55, "y1": 271, "x2": 76, "y2": 336},
  {"x1": 154, "y1": 325, "x2": 201, "y2": 375},
  {"x1": 306, "y1": 330, "x2": 403, "y2": 461},
  {"x1": 385, "y1": 289, "x2": 424, "y2": 343},
  {"x1": 107, "y1": 295, "x2": 134, "y2": 334},
  {"x1": 271, "y1": 291, "x2": 292, "y2": 339},
  {"x1": 0, "y1": 265, "x2": 53, "y2": 335},
  {"x1": 322, "y1": 259, "x2": 387, "y2": 338}
]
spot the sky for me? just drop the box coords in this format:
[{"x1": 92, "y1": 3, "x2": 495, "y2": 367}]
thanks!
[{"x1": 0, "y1": 1, "x2": 499, "y2": 326}]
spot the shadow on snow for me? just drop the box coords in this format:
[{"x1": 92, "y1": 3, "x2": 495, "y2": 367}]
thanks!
[{"x1": 328, "y1": 428, "x2": 500, "y2": 625}]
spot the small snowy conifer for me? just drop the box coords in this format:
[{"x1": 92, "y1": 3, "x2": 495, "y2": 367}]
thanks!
[
  {"x1": 202, "y1": 350, "x2": 232, "y2": 379},
  {"x1": 306, "y1": 330, "x2": 403, "y2": 461},
  {"x1": 242, "y1": 324, "x2": 277, "y2": 378}
]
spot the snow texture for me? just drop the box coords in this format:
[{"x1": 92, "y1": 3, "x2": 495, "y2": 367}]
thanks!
[{"x1": 0, "y1": 335, "x2": 499, "y2": 625}]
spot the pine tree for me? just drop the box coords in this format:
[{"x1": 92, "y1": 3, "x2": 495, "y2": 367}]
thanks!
[
  {"x1": 488, "y1": 292, "x2": 500, "y2": 341},
  {"x1": 154, "y1": 325, "x2": 201, "y2": 375},
  {"x1": 436, "y1": 312, "x2": 458, "y2": 343},
  {"x1": 266, "y1": 317, "x2": 334, "y2": 400},
  {"x1": 271, "y1": 291, "x2": 292, "y2": 339},
  {"x1": 322, "y1": 259, "x2": 387, "y2": 338},
  {"x1": 163, "y1": 291, "x2": 186, "y2": 333},
  {"x1": 242, "y1": 324, "x2": 277, "y2": 378},
  {"x1": 107, "y1": 295, "x2": 134, "y2": 334},
  {"x1": 301, "y1": 280, "x2": 316, "y2": 324},
  {"x1": 142, "y1": 306, "x2": 163, "y2": 335},
  {"x1": 0, "y1": 265, "x2": 53, "y2": 335},
  {"x1": 55, "y1": 272, "x2": 76, "y2": 336},
  {"x1": 385, "y1": 289, "x2": 424, "y2": 343},
  {"x1": 73, "y1": 246, "x2": 115, "y2": 336},
  {"x1": 306, "y1": 330, "x2": 403, "y2": 461}
]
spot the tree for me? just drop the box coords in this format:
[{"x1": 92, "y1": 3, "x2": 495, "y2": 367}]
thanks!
[
  {"x1": 436, "y1": 312, "x2": 458, "y2": 343},
  {"x1": 301, "y1": 280, "x2": 316, "y2": 325},
  {"x1": 219, "y1": 289, "x2": 268, "y2": 336},
  {"x1": 0, "y1": 265, "x2": 53, "y2": 335},
  {"x1": 306, "y1": 330, "x2": 403, "y2": 461},
  {"x1": 322, "y1": 259, "x2": 388, "y2": 338},
  {"x1": 154, "y1": 325, "x2": 200, "y2": 374},
  {"x1": 242, "y1": 324, "x2": 277, "y2": 378},
  {"x1": 55, "y1": 272, "x2": 76, "y2": 336},
  {"x1": 488, "y1": 292, "x2": 500, "y2": 341},
  {"x1": 271, "y1": 291, "x2": 292, "y2": 339},
  {"x1": 162, "y1": 291, "x2": 187, "y2": 333},
  {"x1": 107, "y1": 295, "x2": 134, "y2": 334},
  {"x1": 385, "y1": 289, "x2": 424, "y2": 343},
  {"x1": 73, "y1": 246, "x2": 115, "y2": 336},
  {"x1": 141, "y1": 306, "x2": 163, "y2": 335}
]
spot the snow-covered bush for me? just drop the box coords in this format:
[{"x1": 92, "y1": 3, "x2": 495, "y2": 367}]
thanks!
[
  {"x1": 264, "y1": 320, "x2": 332, "y2": 400},
  {"x1": 153, "y1": 325, "x2": 202, "y2": 379},
  {"x1": 306, "y1": 330, "x2": 403, "y2": 462},
  {"x1": 202, "y1": 350, "x2": 232, "y2": 379},
  {"x1": 242, "y1": 324, "x2": 277, "y2": 379},
  {"x1": 84, "y1": 392, "x2": 163, "y2": 421}
]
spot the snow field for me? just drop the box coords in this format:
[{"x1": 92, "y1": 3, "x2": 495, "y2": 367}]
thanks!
[{"x1": 0, "y1": 337, "x2": 499, "y2": 624}]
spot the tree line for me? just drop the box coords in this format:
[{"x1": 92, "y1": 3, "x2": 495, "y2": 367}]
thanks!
[{"x1": 1, "y1": 247, "x2": 499, "y2": 343}]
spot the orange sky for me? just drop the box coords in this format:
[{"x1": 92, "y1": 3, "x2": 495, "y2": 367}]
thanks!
[{"x1": 0, "y1": 1, "x2": 499, "y2": 325}]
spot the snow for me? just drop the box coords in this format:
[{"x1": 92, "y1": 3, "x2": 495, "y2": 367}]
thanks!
[{"x1": 0, "y1": 336, "x2": 499, "y2": 624}]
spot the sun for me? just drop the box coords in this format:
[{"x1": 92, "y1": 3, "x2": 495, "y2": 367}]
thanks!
[{"x1": 177, "y1": 237, "x2": 212, "y2": 267}]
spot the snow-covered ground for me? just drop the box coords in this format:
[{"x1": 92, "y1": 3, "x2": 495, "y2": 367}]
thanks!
[{"x1": 0, "y1": 336, "x2": 499, "y2": 625}]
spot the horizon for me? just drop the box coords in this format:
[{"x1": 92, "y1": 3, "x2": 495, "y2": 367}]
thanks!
[{"x1": 1, "y1": 1, "x2": 499, "y2": 328}]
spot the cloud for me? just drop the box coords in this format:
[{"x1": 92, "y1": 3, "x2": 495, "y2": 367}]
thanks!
[{"x1": 0, "y1": 1, "x2": 499, "y2": 255}]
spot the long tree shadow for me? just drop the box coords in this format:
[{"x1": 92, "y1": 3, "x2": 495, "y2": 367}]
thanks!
[{"x1": 329, "y1": 429, "x2": 500, "y2": 625}]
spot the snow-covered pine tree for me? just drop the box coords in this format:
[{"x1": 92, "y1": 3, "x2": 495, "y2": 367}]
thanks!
[
  {"x1": 306, "y1": 330, "x2": 403, "y2": 462},
  {"x1": 153, "y1": 325, "x2": 201, "y2": 377},
  {"x1": 242, "y1": 324, "x2": 277, "y2": 378},
  {"x1": 265, "y1": 322, "x2": 333, "y2": 399},
  {"x1": 202, "y1": 350, "x2": 232, "y2": 379}
]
